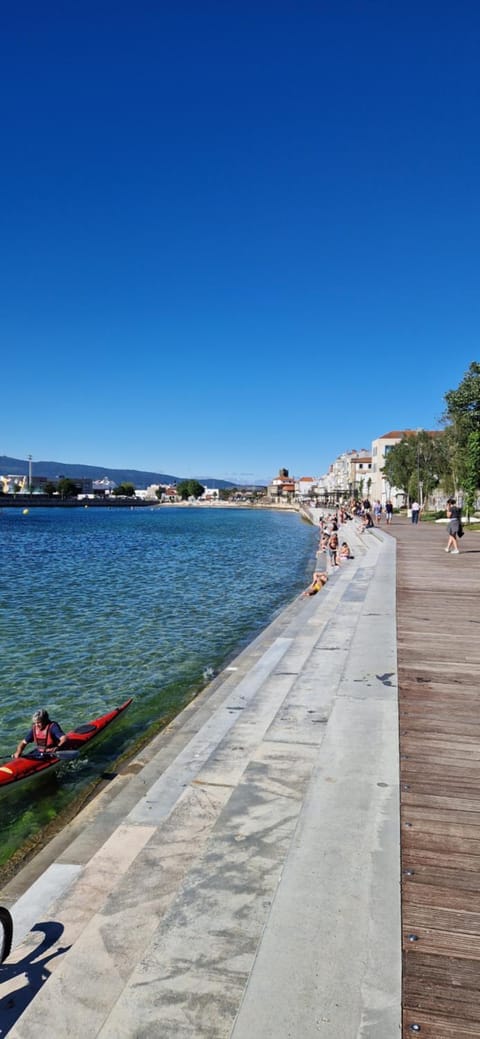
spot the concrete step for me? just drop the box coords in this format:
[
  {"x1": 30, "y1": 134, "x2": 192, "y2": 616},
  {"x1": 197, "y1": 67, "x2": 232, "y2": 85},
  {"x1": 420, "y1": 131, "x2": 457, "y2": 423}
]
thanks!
[
  {"x1": 4, "y1": 615, "x2": 336, "y2": 1035},
  {"x1": 3, "y1": 535, "x2": 399, "y2": 1039}
]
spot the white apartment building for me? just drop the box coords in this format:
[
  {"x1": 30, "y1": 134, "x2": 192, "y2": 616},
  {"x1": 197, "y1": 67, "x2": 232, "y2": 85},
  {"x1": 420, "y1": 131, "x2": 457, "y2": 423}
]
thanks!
[
  {"x1": 370, "y1": 429, "x2": 432, "y2": 504},
  {"x1": 296, "y1": 476, "x2": 316, "y2": 498},
  {"x1": 320, "y1": 449, "x2": 371, "y2": 498}
]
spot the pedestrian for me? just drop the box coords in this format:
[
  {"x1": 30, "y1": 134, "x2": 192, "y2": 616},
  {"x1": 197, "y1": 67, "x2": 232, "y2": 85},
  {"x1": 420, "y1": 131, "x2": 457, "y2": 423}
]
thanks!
[
  {"x1": 445, "y1": 498, "x2": 462, "y2": 554},
  {"x1": 373, "y1": 500, "x2": 382, "y2": 524},
  {"x1": 328, "y1": 532, "x2": 339, "y2": 566},
  {"x1": 385, "y1": 500, "x2": 393, "y2": 524},
  {"x1": 411, "y1": 501, "x2": 421, "y2": 524}
]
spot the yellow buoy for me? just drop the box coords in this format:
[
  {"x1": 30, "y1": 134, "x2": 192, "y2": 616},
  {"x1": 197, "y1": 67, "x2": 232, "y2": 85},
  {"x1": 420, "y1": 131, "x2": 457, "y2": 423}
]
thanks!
[{"x1": 22, "y1": 508, "x2": 29, "y2": 515}]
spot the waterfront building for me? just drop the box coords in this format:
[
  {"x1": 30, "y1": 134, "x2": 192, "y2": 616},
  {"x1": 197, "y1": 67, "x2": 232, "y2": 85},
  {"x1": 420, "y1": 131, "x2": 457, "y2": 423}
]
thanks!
[
  {"x1": 92, "y1": 477, "x2": 117, "y2": 496},
  {"x1": 296, "y1": 476, "x2": 316, "y2": 499},
  {"x1": 0, "y1": 473, "x2": 51, "y2": 494},
  {"x1": 370, "y1": 429, "x2": 440, "y2": 506},
  {"x1": 200, "y1": 487, "x2": 220, "y2": 501},
  {"x1": 320, "y1": 449, "x2": 370, "y2": 500},
  {"x1": 349, "y1": 452, "x2": 372, "y2": 499},
  {"x1": 268, "y1": 468, "x2": 296, "y2": 499}
]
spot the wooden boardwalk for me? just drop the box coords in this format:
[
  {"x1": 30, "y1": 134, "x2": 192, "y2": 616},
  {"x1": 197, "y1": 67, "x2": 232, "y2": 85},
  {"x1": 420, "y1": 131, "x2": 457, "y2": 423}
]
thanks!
[{"x1": 389, "y1": 517, "x2": 480, "y2": 1038}]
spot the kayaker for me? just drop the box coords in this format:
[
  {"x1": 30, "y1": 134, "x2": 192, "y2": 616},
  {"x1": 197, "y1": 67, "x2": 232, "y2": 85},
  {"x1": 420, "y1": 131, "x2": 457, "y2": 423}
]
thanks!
[{"x1": 13, "y1": 709, "x2": 68, "y2": 759}]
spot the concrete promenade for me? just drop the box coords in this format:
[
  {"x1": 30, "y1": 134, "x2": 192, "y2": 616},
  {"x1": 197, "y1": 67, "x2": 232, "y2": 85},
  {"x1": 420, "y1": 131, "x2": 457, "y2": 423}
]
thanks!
[{"x1": 1, "y1": 521, "x2": 401, "y2": 1038}]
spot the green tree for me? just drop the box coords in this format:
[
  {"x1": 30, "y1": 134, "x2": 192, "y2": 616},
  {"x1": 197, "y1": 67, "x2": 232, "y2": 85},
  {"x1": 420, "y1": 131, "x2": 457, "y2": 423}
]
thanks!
[
  {"x1": 176, "y1": 479, "x2": 205, "y2": 500},
  {"x1": 44, "y1": 481, "x2": 57, "y2": 497},
  {"x1": 112, "y1": 483, "x2": 136, "y2": 497},
  {"x1": 443, "y1": 362, "x2": 480, "y2": 496},
  {"x1": 382, "y1": 439, "x2": 414, "y2": 499},
  {"x1": 382, "y1": 431, "x2": 447, "y2": 504},
  {"x1": 463, "y1": 431, "x2": 480, "y2": 517},
  {"x1": 155, "y1": 485, "x2": 166, "y2": 500},
  {"x1": 57, "y1": 478, "x2": 80, "y2": 499}
]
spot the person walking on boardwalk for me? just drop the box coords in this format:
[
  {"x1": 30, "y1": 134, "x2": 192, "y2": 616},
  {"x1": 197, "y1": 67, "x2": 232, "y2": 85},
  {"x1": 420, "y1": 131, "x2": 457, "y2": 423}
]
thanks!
[
  {"x1": 385, "y1": 500, "x2": 393, "y2": 524},
  {"x1": 410, "y1": 500, "x2": 421, "y2": 524},
  {"x1": 328, "y1": 531, "x2": 339, "y2": 567},
  {"x1": 13, "y1": 709, "x2": 67, "y2": 759},
  {"x1": 445, "y1": 498, "x2": 462, "y2": 554}
]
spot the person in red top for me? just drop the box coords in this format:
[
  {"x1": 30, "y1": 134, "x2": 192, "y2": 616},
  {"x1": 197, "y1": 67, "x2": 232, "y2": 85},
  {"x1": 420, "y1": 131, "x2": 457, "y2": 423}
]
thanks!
[{"x1": 13, "y1": 709, "x2": 68, "y2": 759}]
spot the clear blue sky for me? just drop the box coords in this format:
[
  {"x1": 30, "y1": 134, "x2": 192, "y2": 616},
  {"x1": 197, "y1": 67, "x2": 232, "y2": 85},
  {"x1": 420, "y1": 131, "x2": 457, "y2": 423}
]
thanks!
[{"x1": 2, "y1": 2, "x2": 479, "y2": 483}]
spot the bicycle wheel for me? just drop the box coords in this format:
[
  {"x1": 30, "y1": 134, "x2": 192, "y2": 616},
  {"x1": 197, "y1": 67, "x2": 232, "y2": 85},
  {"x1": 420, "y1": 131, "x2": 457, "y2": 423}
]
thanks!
[{"x1": 0, "y1": 906, "x2": 13, "y2": 963}]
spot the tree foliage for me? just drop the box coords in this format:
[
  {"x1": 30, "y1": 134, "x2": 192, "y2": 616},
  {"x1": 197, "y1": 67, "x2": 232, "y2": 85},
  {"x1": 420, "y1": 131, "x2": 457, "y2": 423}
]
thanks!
[
  {"x1": 57, "y1": 477, "x2": 80, "y2": 499},
  {"x1": 176, "y1": 479, "x2": 205, "y2": 500},
  {"x1": 463, "y1": 431, "x2": 480, "y2": 516},
  {"x1": 444, "y1": 362, "x2": 480, "y2": 435},
  {"x1": 112, "y1": 483, "x2": 136, "y2": 497},
  {"x1": 382, "y1": 431, "x2": 448, "y2": 503},
  {"x1": 443, "y1": 362, "x2": 480, "y2": 495},
  {"x1": 381, "y1": 439, "x2": 413, "y2": 499}
]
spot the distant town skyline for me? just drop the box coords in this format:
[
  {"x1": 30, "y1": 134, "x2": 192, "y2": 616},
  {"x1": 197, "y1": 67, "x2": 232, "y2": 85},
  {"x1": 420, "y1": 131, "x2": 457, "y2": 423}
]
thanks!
[{"x1": 2, "y1": 4, "x2": 478, "y2": 482}]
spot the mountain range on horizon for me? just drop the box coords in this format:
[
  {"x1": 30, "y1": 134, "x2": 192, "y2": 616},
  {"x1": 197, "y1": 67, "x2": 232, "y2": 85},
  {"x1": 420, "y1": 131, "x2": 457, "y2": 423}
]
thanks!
[{"x1": 0, "y1": 456, "x2": 239, "y2": 490}]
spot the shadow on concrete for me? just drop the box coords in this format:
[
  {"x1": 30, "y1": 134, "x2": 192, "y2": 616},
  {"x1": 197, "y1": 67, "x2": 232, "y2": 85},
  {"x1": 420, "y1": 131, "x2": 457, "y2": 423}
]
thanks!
[{"x1": 0, "y1": 922, "x2": 70, "y2": 1036}]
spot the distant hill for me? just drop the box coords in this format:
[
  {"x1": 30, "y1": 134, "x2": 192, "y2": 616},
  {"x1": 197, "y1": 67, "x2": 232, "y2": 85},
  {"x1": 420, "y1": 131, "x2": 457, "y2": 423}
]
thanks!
[{"x1": 0, "y1": 456, "x2": 235, "y2": 490}]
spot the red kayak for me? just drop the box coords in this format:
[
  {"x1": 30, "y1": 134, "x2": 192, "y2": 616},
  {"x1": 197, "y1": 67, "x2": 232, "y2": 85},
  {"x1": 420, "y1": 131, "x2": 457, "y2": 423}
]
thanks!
[{"x1": 0, "y1": 698, "x2": 133, "y2": 791}]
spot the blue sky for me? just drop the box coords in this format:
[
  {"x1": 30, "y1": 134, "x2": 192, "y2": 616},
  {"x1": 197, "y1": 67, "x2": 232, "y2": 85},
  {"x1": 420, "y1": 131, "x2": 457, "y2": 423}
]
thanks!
[{"x1": 2, "y1": 2, "x2": 479, "y2": 483}]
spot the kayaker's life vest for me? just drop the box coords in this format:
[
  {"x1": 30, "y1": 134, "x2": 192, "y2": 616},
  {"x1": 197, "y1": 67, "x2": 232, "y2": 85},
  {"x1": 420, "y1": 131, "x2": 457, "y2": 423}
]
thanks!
[{"x1": 32, "y1": 721, "x2": 59, "y2": 751}]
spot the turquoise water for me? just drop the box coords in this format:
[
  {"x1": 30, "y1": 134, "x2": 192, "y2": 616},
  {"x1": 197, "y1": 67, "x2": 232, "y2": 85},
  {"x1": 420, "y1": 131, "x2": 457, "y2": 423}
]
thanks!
[{"x1": 0, "y1": 506, "x2": 316, "y2": 865}]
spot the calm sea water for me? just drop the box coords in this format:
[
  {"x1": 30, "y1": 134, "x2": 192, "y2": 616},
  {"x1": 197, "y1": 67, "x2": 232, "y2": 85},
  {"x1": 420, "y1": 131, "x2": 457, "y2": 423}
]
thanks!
[{"x1": 0, "y1": 505, "x2": 316, "y2": 866}]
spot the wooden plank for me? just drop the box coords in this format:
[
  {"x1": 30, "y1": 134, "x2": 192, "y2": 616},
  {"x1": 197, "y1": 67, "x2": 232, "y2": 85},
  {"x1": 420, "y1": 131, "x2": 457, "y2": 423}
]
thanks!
[
  {"x1": 403, "y1": 951, "x2": 480, "y2": 986},
  {"x1": 401, "y1": 762, "x2": 480, "y2": 780},
  {"x1": 402, "y1": 866, "x2": 480, "y2": 894},
  {"x1": 402, "y1": 792, "x2": 480, "y2": 813},
  {"x1": 402, "y1": 830, "x2": 480, "y2": 858},
  {"x1": 403, "y1": 883, "x2": 480, "y2": 913},
  {"x1": 403, "y1": 904, "x2": 480, "y2": 935},
  {"x1": 402, "y1": 806, "x2": 480, "y2": 832},
  {"x1": 403, "y1": 736, "x2": 480, "y2": 756},
  {"x1": 402, "y1": 1009, "x2": 480, "y2": 1037}
]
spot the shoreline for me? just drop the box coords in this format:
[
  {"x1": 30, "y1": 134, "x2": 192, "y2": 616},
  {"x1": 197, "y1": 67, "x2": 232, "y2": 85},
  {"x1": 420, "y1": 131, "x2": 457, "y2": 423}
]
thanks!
[
  {"x1": 0, "y1": 567, "x2": 317, "y2": 898},
  {"x1": 0, "y1": 496, "x2": 312, "y2": 517},
  {"x1": 0, "y1": 521, "x2": 401, "y2": 1038},
  {"x1": 0, "y1": 510, "x2": 318, "y2": 886}
]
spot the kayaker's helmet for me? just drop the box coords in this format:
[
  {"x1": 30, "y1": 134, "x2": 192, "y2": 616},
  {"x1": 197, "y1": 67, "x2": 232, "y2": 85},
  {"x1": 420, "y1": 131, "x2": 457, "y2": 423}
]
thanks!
[{"x1": 32, "y1": 709, "x2": 50, "y2": 726}]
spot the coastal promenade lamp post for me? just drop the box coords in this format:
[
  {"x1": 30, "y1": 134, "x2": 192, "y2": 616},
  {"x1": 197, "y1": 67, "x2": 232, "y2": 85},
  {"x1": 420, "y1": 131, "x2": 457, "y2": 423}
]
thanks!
[
  {"x1": 27, "y1": 454, "x2": 32, "y2": 494},
  {"x1": 416, "y1": 427, "x2": 423, "y2": 507}
]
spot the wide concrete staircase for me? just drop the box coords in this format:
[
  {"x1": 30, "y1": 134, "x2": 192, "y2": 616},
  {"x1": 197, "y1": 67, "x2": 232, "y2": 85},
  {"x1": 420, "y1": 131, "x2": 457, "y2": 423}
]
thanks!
[{"x1": 1, "y1": 524, "x2": 400, "y2": 1039}]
